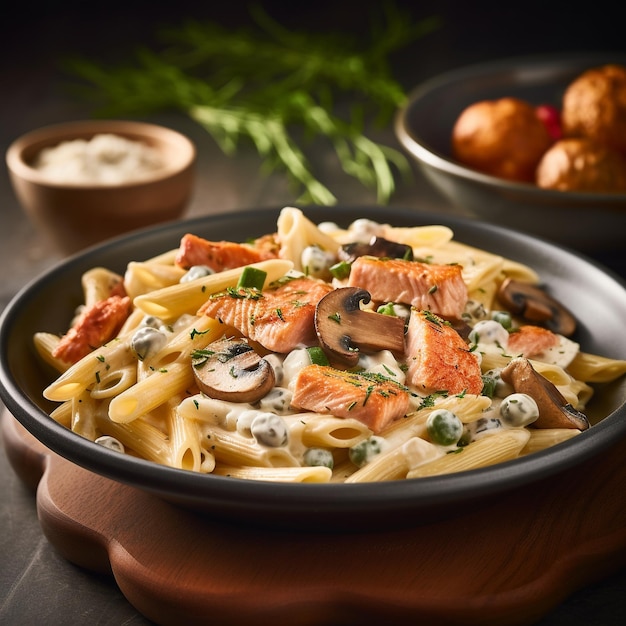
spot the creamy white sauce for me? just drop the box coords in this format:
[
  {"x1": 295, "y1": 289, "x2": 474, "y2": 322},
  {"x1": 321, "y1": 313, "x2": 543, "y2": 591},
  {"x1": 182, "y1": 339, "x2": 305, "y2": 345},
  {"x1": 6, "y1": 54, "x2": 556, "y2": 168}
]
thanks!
[
  {"x1": 33, "y1": 133, "x2": 164, "y2": 184},
  {"x1": 533, "y1": 335, "x2": 580, "y2": 369}
]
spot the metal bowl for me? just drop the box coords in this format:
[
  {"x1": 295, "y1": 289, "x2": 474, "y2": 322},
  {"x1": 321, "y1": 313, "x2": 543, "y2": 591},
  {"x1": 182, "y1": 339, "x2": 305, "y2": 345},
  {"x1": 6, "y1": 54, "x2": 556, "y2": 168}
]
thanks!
[{"x1": 395, "y1": 53, "x2": 626, "y2": 252}]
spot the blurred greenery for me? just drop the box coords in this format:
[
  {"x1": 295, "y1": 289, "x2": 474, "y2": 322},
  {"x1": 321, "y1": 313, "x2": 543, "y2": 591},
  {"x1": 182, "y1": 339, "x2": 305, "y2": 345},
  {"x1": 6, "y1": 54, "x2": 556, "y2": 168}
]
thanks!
[{"x1": 65, "y1": 2, "x2": 440, "y2": 205}]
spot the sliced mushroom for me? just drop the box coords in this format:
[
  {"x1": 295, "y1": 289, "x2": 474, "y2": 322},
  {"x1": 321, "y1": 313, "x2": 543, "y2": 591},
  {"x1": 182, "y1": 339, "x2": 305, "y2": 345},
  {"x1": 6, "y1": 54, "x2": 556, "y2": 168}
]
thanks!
[
  {"x1": 501, "y1": 357, "x2": 589, "y2": 430},
  {"x1": 191, "y1": 337, "x2": 275, "y2": 403},
  {"x1": 498, "y1": 278, "x2": 577, "y2": 337},
  {"x1": 338, "y1": 236, "x2": 413, "y2": 263},
  {"x1": 314, "y1": 287, "x2": 405, "y2": 366}
]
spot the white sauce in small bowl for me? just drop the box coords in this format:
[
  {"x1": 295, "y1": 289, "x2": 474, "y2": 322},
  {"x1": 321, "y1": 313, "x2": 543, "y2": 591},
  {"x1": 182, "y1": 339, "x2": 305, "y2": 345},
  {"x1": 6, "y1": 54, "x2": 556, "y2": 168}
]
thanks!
[{"x1": 33, "y1": 133, "x2": 164, "y2": 184}]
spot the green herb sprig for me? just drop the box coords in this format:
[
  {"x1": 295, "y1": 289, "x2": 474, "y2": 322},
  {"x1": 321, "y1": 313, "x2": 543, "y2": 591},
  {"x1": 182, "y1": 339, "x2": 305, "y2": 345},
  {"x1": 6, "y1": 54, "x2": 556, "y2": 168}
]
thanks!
[{"x1": 64, "y1": 3, "x2": 439, "y2": 204}]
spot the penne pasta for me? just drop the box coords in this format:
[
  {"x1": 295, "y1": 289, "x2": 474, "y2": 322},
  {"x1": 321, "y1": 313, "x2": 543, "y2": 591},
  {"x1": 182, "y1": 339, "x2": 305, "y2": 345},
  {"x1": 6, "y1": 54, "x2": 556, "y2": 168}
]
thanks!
[
  {"x1": 212, "y1": 464, "x2": 333, "y2": 483},
  {"x1": 169, "y1": 401, "x2": 204, "y2": 472},
  {"x1": 277, "y1": 206, "x2": 341, "y2": 272},
  {"x1": 520, "y1": 428, "x2": 582, "y2": 456},
  {"x1": 406, "y1": 429, "x2": 531, "y2": 479},
  {"x1": 133, "y1": 258, "x2": 293, "y2": 321},
  {"x1": 34, "y1": 206, "x2": 625, "y2": 482},
  {"x1": 44, "y1": 338, "x2": 133, "y2": 402},
  {"x1": 124, "y1": 260, "x2": 187, "y2": 300},
  {"x1": 200, "y1": 424, "x2": 300, "y2": 468},
  {"x1": 33, "y1": 332, "x2": 69, "y2": 374},
  {"x1": 108, "y1": 361, "x2": 194, "y2": 423},
  {"x1": 346, "y1": 437, "x2": 442, "y2": 482},
  {"x1": 567, "y1": 351, "x2": 626, "y2": 383},
  {"x1": 82, "y1": 267, "x2": 124, "y2": 306}
]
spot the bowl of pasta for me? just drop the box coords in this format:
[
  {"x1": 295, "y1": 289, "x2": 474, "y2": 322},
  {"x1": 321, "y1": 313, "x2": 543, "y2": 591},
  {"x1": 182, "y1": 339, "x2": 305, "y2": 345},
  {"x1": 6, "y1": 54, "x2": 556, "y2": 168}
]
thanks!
[{"x1": 1, "y1": 205, "x2": 626, "y2": 530}]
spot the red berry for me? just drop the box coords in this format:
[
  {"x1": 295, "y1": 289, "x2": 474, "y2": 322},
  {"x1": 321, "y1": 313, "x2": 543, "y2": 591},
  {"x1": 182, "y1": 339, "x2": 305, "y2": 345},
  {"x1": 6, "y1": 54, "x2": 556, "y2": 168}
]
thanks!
[{"x1": 536, "y1": 104, "x2": 562, "y2": 140}]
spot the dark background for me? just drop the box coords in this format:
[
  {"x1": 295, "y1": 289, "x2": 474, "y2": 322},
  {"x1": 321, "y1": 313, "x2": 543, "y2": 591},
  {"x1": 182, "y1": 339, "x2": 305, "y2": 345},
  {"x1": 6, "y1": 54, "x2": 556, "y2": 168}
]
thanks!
[
  {"x1": 2, "y1": 2, "x2": 625, "y2": 625},
  {"x1": 3, "y1": 0, "x2": 625, "y2": 94}
]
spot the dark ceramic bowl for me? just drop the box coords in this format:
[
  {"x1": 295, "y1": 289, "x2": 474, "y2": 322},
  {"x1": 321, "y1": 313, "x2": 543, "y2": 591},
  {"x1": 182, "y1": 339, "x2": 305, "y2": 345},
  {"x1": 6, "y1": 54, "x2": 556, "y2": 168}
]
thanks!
[
  {"x1": 395, "y1": 53, "x2": 626, "y2": 252},
  {"x1": 2, "y1": 206, "x2": 626, "y2": 531}
]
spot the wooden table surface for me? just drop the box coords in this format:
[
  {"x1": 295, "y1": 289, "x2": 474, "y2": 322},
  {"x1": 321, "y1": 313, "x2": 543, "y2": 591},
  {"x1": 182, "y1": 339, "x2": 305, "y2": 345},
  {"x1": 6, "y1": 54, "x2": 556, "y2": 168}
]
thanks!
[{"x1": 2, "y1": 1, "x2": 626, "y2": 624}]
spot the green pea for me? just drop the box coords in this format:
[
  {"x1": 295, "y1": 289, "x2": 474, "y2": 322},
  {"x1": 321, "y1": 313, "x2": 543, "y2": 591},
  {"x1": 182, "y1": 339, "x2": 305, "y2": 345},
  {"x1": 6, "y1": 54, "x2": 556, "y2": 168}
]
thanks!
[
  {"x1": 303, "y1": 448, "x2": 334, "y2": 469},
  {"x1": 491, "y1": 310, "x2": 513, "y2": 330},
  {"x1": 349, "y1": 436, "x2": 385, "y2": 467},
  {"x1": 426, "y1": 409, "x2": 463, "y2": 446}
]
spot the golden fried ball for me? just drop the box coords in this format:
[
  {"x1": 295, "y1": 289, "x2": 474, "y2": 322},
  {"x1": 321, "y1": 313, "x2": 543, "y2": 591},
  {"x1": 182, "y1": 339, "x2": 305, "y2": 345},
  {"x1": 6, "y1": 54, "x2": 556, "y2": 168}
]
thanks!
[
  {"x1": 561, "y1": 64, "x2": 626, "y2": 155},
  {"x1": 535, "y1": 138, "x2": 626, "y2": 192},
  {"x1": 451, "y1": 97, "x2": 552, "y2": 182}
]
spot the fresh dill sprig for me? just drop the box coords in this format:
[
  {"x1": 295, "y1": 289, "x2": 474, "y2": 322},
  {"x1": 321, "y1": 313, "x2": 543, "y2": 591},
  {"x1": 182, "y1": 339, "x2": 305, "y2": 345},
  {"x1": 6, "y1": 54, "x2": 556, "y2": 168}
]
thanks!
[{"x1": 63, "y1": 3, "x2": 439, "y2": 204}]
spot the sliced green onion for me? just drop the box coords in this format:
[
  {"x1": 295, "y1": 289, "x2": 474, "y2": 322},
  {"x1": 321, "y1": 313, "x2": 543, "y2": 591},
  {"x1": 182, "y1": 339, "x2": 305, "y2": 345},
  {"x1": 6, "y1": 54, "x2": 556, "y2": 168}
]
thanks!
[
  {"x1": 329, "y1": 261, "x2": 351, "y2": 280},
  {"x1": 237, "y1": 266, "x2": 267, "y2": 290},
  {"x1": 306, "y1": 346, "x2": 330, "y2": 366},
  {"x1": 376, "y1": 302, "x2": 396, "y2": 316}
]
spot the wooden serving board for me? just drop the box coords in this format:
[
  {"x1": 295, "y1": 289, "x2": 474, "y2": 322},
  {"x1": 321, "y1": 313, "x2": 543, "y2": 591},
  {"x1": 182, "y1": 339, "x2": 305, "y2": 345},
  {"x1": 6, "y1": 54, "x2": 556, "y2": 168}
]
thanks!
[{"x1": 4, "y1": 408, "x2": 626, "y2": 626}]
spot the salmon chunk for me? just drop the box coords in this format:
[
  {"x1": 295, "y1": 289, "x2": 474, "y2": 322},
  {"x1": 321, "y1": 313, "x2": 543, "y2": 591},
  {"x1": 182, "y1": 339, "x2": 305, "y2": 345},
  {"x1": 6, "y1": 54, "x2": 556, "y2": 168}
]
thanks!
[
  {"x1": 198, "y1": 276, "x2": 333, "y2": 353},
  {"x1": 348, "y1": 256, "x2": 468, "y2": 319},
  {"x1": 175, "y1": 233, "x2": 279, "y2": 271},
  {"x1": 507, "y1": 325, "x2": 560, "y2": 358},
  {"x1": 405, "y1": 310, "x2": 483, "y2": 395},
  {"x1": 291, "y1": 364, "x2": 410, "y2": 433},
  {"x1": 52, "y1": 295, "x2": 132, "y2": 364}
]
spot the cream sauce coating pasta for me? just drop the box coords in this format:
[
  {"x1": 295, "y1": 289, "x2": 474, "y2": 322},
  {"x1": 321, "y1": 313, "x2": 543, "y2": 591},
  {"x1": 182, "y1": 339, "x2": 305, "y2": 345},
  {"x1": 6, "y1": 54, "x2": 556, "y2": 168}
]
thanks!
[{"x1": 35, "y1": 207, "x2": 626, "y2": 482}]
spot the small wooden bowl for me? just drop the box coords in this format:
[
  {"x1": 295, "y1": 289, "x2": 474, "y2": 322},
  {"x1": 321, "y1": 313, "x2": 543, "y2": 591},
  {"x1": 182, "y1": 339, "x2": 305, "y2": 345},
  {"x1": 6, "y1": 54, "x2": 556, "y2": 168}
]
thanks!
[{"x1": 6, "y1": 120, "x2": 196, "y2": 255}]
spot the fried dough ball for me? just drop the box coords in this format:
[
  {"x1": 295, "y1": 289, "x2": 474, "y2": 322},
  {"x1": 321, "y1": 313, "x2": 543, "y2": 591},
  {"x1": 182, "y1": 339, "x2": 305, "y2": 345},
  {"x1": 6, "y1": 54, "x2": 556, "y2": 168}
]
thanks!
[
  {"x1": 536, "y1": 138, "x2": 626, "y2": 192},
  {"x1": 561, "y1": 64, "x2": 626, "y2": 155},
  {"x1": 452, "y1": 97, "x2": 552, "y2": 182}
]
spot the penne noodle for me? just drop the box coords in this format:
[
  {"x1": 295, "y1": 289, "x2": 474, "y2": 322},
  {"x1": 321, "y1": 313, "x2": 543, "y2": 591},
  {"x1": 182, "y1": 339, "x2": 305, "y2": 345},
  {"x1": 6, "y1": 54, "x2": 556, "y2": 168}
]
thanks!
[
  {"x1": 89, "y1": 364, "x2": 137, "y2": 400},
  {"x1": 567, "y1": 351, "x2": 626, "y2": 383},
  {"x1": 346, "y1": 437, "x2": 442, "y2": 482},
  {"x1": 407, "y1": 429, "x2": 531, "y2": 479},
  {"x1": 133, "y1": 259, "x2": 293, "y2": 321},
  {"x1": 70, "y1": 391, "x2": 100, "y2": 440},
  {"x1": 520, "y1": 428, "x2": 581, "y2": 455},
  {"x1": 95, "y1": 413, "x2": 170, "y2": 463},
  {"x1": 108, "y1": 361, "x2": 194, "y2": 423},
  {"x1": 169, "y1": 402, "x2": 204, "y2": 471},
  {"x1": 286, "y1": 413, "x2": 373, "y2": 449},
  {"x1": 82, "y1": 267, "x2": 124, "y2": 306},
  {"x1": 277, "y1": 207, "x2": 340, "y2": 271},
  {"x1": 200, "y1": 424, "x2": 300, "y2": 468},
  {"x1": 44, "y1": 338, "x2": 133, "y2": 402},
  {"x1": 33, "y1": 332, "x2": 69, "y2": 374},
  {"x1": 50, "y1": 400, "x2": 72, "y2": 428},
  {"x1": 212, "y1": 464, "x2": 333, "y2": 483},
  {"x1": 124, "y1": 260, "x2": 187, "y2": 300}
]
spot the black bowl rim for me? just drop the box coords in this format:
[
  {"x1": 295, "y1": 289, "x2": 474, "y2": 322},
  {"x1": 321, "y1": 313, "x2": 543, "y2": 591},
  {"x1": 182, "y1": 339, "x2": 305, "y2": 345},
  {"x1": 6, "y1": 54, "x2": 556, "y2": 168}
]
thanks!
[
  {"x1": 2, "y1": 205, "x2": 626, "y2": 526},
  {"x1": 395, "y1": 51, "x2": 626, "y2": 206}
]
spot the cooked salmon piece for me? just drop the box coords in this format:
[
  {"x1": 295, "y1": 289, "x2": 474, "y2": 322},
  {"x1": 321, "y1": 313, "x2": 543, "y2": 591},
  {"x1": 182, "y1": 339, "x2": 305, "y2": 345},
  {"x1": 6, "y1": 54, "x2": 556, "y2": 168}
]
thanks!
[
  {"x1": 291, "y1": 364, "x2": 410, "y2": 433},
  {"x1": 507, "y1": 325, "x2": 560, "y2": 358},
  {"x1": 198, "y1": 276, "x2": 333, "y2": 353},
  {"x1": 405, "y1": 310, "x2": 483, "y2": 395},
  {"x1": 175, "y1": 233, "x2": 279, "y2": 271},
  {"x1": 347, "y1": 256, "x2": 468, "y2": 319},
  {"x1": 52, "y1": 295, "x2": 132, "y2": 364}
]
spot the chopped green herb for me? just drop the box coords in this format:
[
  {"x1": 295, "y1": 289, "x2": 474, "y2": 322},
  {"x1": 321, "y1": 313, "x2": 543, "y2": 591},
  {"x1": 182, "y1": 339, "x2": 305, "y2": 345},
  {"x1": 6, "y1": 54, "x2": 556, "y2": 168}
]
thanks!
[
  {"x1": 190, "y1": 327, "x2": 211, "y2": 340},
  {"x1": 306, "y1": 346, "x2": 330, "y2": 366},
  {"x1": 237, "y1": 266, "x2": 268, "y2": 290},
  {"x1": 329, "y1": 261, "x2": 351, "y2": 280}
]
